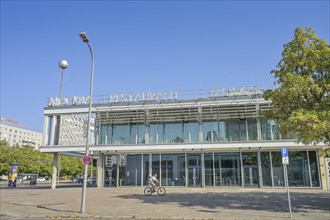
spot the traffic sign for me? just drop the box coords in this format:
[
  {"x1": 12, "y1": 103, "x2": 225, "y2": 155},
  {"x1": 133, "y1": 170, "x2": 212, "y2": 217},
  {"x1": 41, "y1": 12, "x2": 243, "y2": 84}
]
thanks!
[
  {"x1": 281, "y1": 147, "x2": 288, "y2": 157},
  {"x1": 282, "y1": 157, "x2": 289, "y2": 165},
  {"x1": 281, "y1": 147, "x2": 289, "y2": 165},
  {"x1": 83, "y1": 156, "x2": 92, "y2": 164}
]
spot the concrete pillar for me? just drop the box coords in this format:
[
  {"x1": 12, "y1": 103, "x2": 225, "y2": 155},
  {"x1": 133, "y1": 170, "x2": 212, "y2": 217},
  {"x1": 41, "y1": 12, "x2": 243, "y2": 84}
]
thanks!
[
  {"x1": 96, "y1": 153, "x2": 104, "y2": 188},
  {"x1": 201, "y1": 152, "x2": 205, "y2": 188},
  {"x1": 50, "y1": 115, "x2": 57, "y2": 146},
  {"x1": 51, "y1": 152, "x2": 58, "y2": 189},
  {"x1": 257, "y1": 150, "x2": 263, "y2": 188},
  {"x1": 42, "y1": 116, "x2": 49, "y2": 146}
]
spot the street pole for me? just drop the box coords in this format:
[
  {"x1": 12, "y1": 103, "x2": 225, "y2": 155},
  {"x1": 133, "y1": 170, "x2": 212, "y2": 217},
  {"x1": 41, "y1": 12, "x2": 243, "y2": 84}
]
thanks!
[
  {"x1": 58, "y1": 60, "x2": 68, "y2": 185},
  {"x1": 59, "y1": 60, "x2": 69, "y2": 100},
  {"x1": 284, "y1": 164, "x2": 293, "y2": 219},
  {"x1": 79, "y1": 32, "x2": 94, "y2": 214}
]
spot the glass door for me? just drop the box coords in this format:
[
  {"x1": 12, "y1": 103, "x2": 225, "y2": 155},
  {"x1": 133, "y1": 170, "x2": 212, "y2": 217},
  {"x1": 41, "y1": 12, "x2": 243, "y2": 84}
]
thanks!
[
  {"x1": 243, "y1": 166, "x2": 258, "y2": 187},
  {"x1": 187, "y1": 153, "x2": 201, "y2": 187}
]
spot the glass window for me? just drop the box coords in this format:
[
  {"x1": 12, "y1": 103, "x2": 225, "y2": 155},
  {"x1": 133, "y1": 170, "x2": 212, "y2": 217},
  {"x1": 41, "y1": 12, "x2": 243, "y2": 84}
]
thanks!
[
  {"x1": 104, "y1": 155, "x2": 118, "y2": 187},
  {"x1": 164, "y1": 123, "x2": 183, "y2": 143},
  {"x1": 260, "y1": 152, "x2": 272, "y2": 187},
  {"x1": 261, "y1": 120, "x2": 281, "y2": 140},
  {"x1": 158, "y1": 124, "x2": 164, "y2": 144},
  {"x1": 247, "y1": 118, "x2": 257, "y2": 141},
  {"x1": 148, "y1": 124, "x2": 157, "y2": 144},
  {"x1": 143, "y1": 154, "x2": 150, "y2": 186},
  {"x1": 218, "y1": 121, "x2": 227, "y2": 141},
  {"x1": 120, "y1": 154, "x2": 142, "y2": 186},
  {"x1": 281, "y1": 132, "x2": 298, "y2": 140},
  {"x1": 161, "y1": 154, "x2": 185, "y2": 186},
  {"x1": 112, "y1": 124, "x2": 130, "y2": 144},
  {"x1": 271, "y1": 121, "x2": 280, "y2": 140},
  {"x1": 204, "y1": 153, "x2": 214, "y2": 186},
  {"x1": 190, "y1": 122, "x2": 199, "y2": 143},
  {"x1": 308, "y1": 151, "x2": 320, "y2": 187},
  {"x1": 183, "y1": 122, "x2": 189, "y2": 143},
  {"x1": 107, "y1": 125, "x2": 113, "y2": 144},
  {"x1": 260, "y1": 120, "x2": 272, "y2": 140},
  {"x1": 187, "y1": 153, "x2": 201, "y2": 187},
  {"x1": 137, "y1": 124, "x2": 145, "y2": 144},
  {"x1": 99, "y1": 125, "x2": 107, "y2": 144},
  {"x1": 129, "y1": 124, "x2": 136, "y2": 144},
  {"x1": 203, "y1": 121, "x2": 218, "y2": 142},
  {"x1": 178, "y1": 154, "x2": 186, "y2": 186},
  {"x1": 272, "y1": 152, "x2": 284, "y2": 187},
  {"x1": 288, "y1": 151, "x2": 310, "y2": 187},
  {"x1": 226, "y1": 119, "x2": 247, "y2": 141},
  {"x1": 214, "y1": 153, "x2": 241, "y2": 187},
  {"x1": 152, "y1": 154, "x2": 160, "y2": 181},
  {"x1": 242, "y1": 152, "x2": 257, "y2": 165}
]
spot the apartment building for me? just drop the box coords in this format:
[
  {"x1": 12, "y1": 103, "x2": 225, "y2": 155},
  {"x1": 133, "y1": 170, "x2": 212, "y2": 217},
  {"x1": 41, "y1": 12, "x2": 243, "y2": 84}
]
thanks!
[{"x1": 0, "y1": 116, "x2": 42, "y2": 149}]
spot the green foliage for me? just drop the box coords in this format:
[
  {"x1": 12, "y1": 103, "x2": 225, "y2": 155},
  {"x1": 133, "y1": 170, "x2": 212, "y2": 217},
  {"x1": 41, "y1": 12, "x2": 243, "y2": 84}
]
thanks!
[
  {"x1": 59, "y1": 155, "x2": 85, "y2": 177},
  {"x1": 0, "y1": 141, "x2": 86, "y2": 177},
  {"x1": 264, "y1": 27, "x2": 330, "y2": 146}
]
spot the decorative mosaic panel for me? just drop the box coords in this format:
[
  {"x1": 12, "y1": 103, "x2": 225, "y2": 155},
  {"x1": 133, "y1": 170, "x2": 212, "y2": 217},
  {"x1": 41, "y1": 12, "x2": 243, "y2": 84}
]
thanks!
[{"x1": 59, "y1": 114, "x2": 88, "y2": 145}]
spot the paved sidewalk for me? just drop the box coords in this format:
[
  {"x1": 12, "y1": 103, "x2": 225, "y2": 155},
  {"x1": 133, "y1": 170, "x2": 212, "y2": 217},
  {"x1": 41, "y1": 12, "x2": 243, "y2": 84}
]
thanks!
[{"x1": 0, "y1": 185, "x2": 329, "y2": 219}]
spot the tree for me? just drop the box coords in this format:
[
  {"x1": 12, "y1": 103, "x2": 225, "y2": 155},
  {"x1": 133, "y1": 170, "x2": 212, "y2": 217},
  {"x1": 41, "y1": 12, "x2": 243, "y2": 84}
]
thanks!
[
  {"x1": 264, "y1": 27, "x2": 330, "y2": 146},
  {"x1": 59, "y1": 155, "x2": 84, "y2": 177},
  {"x1": 0, "y1": 141, "x2": 82, "y2": 177}
]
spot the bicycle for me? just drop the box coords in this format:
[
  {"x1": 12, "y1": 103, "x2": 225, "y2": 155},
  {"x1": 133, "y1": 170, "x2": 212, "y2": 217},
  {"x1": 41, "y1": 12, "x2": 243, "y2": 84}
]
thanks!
[{"x1": 144, "y1": 184, "x2": 166, "y2": 196}]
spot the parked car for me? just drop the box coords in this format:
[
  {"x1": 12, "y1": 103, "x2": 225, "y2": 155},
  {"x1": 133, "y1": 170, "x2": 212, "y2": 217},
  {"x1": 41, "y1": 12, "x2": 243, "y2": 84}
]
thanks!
[
  {"x1": 88, "y1": 177, "x2": 96, "y2": 184},
  {"x1": 75, "y1": 177, "x2": 84, "y2": 183},
  {"x1": 37, "y1": 177, "x2": 46, "y2": 182},
  {"x1": 17, "y1": 176, "x2": 28, "y2": 181}
]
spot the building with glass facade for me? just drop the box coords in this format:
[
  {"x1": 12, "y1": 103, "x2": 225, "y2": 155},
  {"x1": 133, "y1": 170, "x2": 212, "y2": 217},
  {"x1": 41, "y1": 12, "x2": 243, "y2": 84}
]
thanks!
[{"x1": 40, "y1": 88, "x2": 329, "y2": 189}]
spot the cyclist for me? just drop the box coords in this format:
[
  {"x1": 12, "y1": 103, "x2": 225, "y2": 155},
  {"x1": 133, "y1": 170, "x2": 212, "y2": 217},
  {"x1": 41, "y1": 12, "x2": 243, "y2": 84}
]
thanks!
[
  {"x1": 148, "y1": 174, "x2": 159, "y2": 192},
  {"x1": 147, "y1": 174, "x2": 153, "y2": 185}
]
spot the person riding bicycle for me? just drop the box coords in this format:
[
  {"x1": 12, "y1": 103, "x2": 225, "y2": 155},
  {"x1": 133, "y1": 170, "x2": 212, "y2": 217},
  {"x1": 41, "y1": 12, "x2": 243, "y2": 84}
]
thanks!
[{"x1": 148, "y1": 174, "x2": 159, "y2": 192}]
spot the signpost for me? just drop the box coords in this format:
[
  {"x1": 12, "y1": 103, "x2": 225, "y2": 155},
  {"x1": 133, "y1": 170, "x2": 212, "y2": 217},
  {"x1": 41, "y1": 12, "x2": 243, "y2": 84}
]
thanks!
[
  {"x1": 281, "y1": 147, "x2": 292, "y2": 219},
  {"x1": 83, "y1": 156, "x2": 92, "y2": 165}
]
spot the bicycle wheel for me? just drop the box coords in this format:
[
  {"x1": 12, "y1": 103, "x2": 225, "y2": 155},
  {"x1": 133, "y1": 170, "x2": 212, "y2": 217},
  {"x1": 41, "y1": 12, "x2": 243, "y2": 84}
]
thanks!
[
  {"x1": 157, "y1": 187, "x2": 166, "y2": 196},
  {"x1": 144, "y1": 187, "x2": 153, "y2": 196}
]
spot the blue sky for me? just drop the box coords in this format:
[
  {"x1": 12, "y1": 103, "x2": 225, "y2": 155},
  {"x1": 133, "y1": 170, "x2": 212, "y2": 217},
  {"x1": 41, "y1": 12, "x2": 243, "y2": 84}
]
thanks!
[{"x1": 1, "y1": 0, "x2": 329, "y2": 132}]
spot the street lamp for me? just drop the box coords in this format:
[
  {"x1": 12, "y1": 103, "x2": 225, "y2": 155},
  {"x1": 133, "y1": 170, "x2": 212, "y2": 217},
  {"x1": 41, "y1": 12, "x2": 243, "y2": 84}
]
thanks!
[
  {"x1": 58, "y1": 59, "x2": 69, "y2": 100},
  {"x1": 79, "y1": 32, "x2": 95, "y2": 214},
  {"x1": 58, "y1": 60, "x2": 68, "y2": 185}
]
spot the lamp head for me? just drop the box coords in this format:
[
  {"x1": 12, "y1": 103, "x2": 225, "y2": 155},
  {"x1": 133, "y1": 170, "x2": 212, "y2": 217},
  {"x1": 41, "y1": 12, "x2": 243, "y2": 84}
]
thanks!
[
  {"x1": 59, "y1": 60, "x2": 69, "y2": 69},
  {"x1": 79, "y1": 32, "x2": 89, "y2": 43}
]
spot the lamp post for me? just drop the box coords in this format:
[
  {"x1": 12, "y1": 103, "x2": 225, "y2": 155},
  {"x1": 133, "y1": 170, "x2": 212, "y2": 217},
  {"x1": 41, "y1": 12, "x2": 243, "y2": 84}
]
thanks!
[
  {"x1": 59, "y1": 60, "x2": 69, "y2": 100},
  {"x1": 79, "y1": 32, "x2": 94, "y2": 214},
  {"x1": 58, "y1": 60, "x2": 68, "y2": 185}
]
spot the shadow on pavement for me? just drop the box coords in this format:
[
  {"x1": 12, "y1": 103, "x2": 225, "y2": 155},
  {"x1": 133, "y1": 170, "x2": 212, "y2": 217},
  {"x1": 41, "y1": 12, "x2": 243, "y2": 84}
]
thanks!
[
  {"x1": 2, "y1": 201, "x2": 78, "y2": 213},
  {"x1": 0, "y1": 183, "x2": 96, "y2": 190},
  {"x1": 117, "y1": 191, "x2": 330, "y2": 214}
]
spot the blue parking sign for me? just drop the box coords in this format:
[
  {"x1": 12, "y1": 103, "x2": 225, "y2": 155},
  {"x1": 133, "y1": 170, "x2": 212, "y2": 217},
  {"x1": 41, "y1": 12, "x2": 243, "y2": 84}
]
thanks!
[{"x1": 281, "y1": 147, "x2": 288, "y2": 157}]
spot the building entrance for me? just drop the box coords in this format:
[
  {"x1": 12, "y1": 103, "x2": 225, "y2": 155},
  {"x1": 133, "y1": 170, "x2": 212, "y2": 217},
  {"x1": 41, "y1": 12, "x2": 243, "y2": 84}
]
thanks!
[
  {"x1": 243, "y1": 166, "x2": 258, "y2": 187},
  {"x1": 187, "y1": 154, "x2": 201, "y2": 187}
]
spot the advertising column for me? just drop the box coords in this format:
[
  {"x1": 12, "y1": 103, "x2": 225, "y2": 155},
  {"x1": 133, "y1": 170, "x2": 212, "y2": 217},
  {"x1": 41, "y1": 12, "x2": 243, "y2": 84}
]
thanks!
[{"x1": 8, "y1": 163, "x2": 19, "y2": 187}]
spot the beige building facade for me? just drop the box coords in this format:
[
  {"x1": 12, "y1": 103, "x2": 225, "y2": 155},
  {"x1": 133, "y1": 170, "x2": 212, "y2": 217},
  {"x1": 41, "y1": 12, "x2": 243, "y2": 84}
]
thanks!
[{"x1": 0, "y1": 117, "x2": 42, "y2": 149}]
